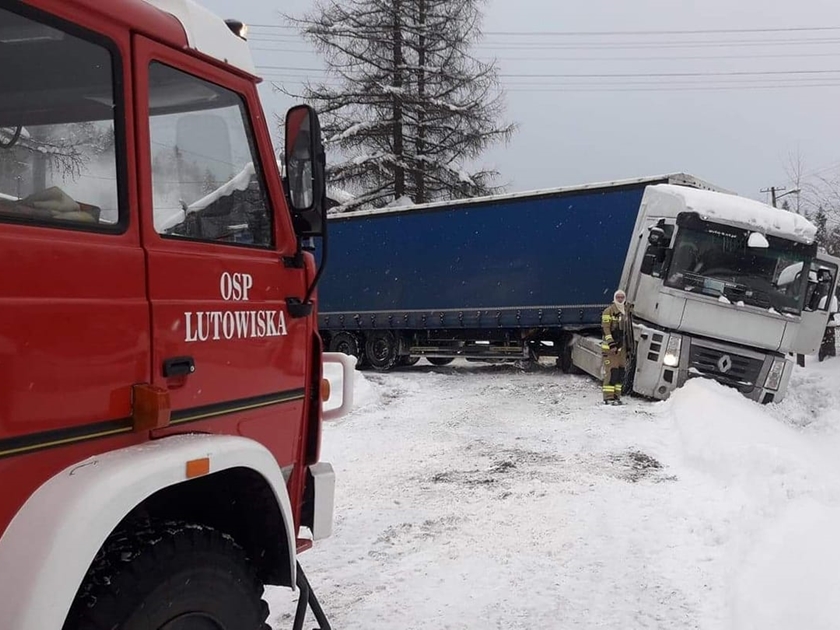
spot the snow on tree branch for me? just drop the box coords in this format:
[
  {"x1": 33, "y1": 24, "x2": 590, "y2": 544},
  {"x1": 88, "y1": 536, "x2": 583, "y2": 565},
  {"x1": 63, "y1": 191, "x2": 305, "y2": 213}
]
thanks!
[{"x1": 283, "y1": 0, "x2": 515, "y2": 209}]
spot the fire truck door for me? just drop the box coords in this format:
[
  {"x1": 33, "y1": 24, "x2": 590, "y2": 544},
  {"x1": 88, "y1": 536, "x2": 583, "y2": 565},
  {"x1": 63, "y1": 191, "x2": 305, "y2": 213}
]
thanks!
[{"x1": 133, "y1": 37, "x2": 307, "y2": 464}]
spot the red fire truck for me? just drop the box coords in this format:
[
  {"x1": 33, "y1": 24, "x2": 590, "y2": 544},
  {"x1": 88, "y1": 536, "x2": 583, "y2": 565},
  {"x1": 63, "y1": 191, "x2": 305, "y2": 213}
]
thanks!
[{"x1": 0, "y1": 1, "x2": 354, "y2": 628}]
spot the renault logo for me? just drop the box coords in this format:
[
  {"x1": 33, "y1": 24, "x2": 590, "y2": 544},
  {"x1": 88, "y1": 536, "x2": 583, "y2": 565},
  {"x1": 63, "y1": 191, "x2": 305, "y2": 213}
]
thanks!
[{"x1": 717, "y1": 354, "x2": 733, "y2": 373}]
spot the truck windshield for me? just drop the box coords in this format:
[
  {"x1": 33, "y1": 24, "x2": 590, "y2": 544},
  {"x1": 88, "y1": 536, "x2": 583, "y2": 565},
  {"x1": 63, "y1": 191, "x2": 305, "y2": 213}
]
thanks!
[
  {"x1": 665, "y1": 220, "x2": 812, "y2": 315},
  {"x1": 0, "y1": 7, "x2": 120, "y2": 227}
]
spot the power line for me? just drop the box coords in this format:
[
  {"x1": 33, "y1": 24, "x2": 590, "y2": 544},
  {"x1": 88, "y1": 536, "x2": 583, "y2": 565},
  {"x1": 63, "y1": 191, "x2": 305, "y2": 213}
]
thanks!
[
  {"x1": 250, "y1": 48, "x2": 840, "y2": 63},
  {"x1": 482, "y1": 51, "x2": 840, "y2": 62},
  {"x1": 257, "y1": 65, "x2": 840, "y2": 78},
  {"x1": 499, "y1": 83, "x2": 840, "y2": 92},
  {"x1": 247, "y1": 32, "x2": 840, "y2": 45},
  {"x1": 506, "y1": 69, "x2": 840, "y2": 78},
  {"x1": 249, "y1": 24, "x2": 840, "y2": 36},
  {"x1": 247, "y1": 31, "x2": 840, "y2": 46},
  {"x1": 259, "y1": 73, "x2": 840, "y2": 87},
  {"x1": 796, "y1": 159, "x2": 840, "y2": 180},
  {"x1": 264, "y1": 75, "x2": 840, "y2": 92}
]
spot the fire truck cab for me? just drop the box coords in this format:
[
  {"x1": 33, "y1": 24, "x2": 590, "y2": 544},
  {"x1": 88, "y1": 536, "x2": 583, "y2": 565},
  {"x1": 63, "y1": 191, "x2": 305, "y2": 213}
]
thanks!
[{"x1": 0, "y1": 1, "x2": 352, "y2": 628}]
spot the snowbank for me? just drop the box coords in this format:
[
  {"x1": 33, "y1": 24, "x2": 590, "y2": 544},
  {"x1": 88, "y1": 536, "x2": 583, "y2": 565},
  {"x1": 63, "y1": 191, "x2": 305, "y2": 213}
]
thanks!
[
  {"x1": 731, "y1": 498, "x2": 840, "y2": 630},
  {"x1": 669, "y1": 379, "x2": 830, "y2": 489},
  {"x1": 664, "y1": 375, "x2": 840, "y2": 629},
  {"x1": 323, "y1": 363, "x2": 379, "y2": 418}
]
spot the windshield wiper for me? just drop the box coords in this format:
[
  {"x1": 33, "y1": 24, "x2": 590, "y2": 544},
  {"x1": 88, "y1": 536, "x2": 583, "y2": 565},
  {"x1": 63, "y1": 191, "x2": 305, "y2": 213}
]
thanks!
[
  {"x1": 681, "y1": 273, "x2": 777, "y2": 308},
  {"x1": 722, "y1": 284, "x2": 772, "y2": 308}
]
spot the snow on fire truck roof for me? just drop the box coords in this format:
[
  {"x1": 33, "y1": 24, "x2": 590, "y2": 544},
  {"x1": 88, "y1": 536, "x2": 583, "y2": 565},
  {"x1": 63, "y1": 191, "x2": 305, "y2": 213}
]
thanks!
[
  {"x1": 142, "y1": 0, "x2": 256, "y2": 74},
  {"x1": 647, "y1": 184, "x2": 817, "y2": 245}
]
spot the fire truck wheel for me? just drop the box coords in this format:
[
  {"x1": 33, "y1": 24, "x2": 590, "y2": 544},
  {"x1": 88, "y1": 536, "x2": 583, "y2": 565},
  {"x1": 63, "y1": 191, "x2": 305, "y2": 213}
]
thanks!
[
  {"x1": 427, "y1": 357, "x2": 454, "y2": 366},
  {"x1": 64, "y1": 521, "x2": 270, "y2": 630},
  {"x1": 364, "y1": 331, "x2": 399, "y2": 371}
]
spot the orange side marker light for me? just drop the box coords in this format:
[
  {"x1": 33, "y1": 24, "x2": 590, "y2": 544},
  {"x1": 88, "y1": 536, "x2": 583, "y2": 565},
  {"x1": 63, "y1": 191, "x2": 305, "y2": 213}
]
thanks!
[
  {"x1": 132, "y1": 384, "x2": 171, "y2": 432},
  {"x1": 186, "y1": 457, "x2": 210, "y2": 479}
]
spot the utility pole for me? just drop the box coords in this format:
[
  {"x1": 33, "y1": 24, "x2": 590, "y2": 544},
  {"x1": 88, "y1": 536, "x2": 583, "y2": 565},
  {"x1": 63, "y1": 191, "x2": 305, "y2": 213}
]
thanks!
[
  {"x1": 761, "y1": 186, "x2": 785, "y2": 208},
  {"x1": 760, "y1": 186, "x2": 801, "y2": 210}
]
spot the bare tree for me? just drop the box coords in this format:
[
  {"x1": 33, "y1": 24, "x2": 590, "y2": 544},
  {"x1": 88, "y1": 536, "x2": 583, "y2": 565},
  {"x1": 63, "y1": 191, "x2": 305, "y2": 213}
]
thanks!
[
  {"x1": 0, "y1": 122, "x2": 115, "y2": 197},
  {"x1": 781, "y1": 150, "x2": 840, "y2": 255},
  {"x1": 782, "y1": 148, "x2": 811, "y2": 215},
  {"x1": 283, "y1": 0, "x2": 515, "y2": 210},
  {"x1": 808, "y1": 175, "x2": 840, "y2": 255}
]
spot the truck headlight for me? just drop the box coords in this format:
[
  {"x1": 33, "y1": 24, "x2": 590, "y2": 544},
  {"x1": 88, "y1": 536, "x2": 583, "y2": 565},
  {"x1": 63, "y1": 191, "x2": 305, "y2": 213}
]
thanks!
[
  {"x1": 764, "y1": 358, "x2": 786, "y2": 391},
  {"x1": 663, "y1": 335, "x2": 682, "y2": 367}
]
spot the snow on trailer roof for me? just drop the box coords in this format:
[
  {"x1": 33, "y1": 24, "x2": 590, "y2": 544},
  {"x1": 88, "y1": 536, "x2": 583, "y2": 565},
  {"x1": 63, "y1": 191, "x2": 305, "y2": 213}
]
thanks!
[
  {"x1": 142, "y1": 0, "x2": 256, "y2": 74},
  {"x1": 330, "y1": 173, "x2": 730, "y2": 219},
  {"x1": 647, "y1": 184, "x2": 817, "y2": 245}
]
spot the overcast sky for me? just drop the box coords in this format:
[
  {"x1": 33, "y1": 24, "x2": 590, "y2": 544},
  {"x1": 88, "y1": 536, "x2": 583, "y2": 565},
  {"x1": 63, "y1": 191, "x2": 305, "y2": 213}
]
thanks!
[{"x1": 202, "y1": 0, "x2": 840, "y2": 204}]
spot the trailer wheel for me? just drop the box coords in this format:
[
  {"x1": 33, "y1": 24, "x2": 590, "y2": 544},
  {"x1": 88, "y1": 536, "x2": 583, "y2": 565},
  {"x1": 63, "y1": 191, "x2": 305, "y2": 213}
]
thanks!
[
  {"x1": 399, "y1": 355, "x2": 420, "y2": 366},
  {"x1": 329, "y1": 331, "x2": 365, "y2": 367},
  {"x1": 64, "y1": 522, "x2": 270, "y2": 630},
  {"x1": 365, "y1": 331, "x2": 399, "y2": 371},
  {"x1": 427, "y1": 357, "x2": 454, "y2": 366}
]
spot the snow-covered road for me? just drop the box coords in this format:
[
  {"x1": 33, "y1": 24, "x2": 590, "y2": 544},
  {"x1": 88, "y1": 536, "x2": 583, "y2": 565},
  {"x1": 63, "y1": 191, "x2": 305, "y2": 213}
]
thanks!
[{"x1": 269, "y1": 359, "x2": 840, "y2": 629}]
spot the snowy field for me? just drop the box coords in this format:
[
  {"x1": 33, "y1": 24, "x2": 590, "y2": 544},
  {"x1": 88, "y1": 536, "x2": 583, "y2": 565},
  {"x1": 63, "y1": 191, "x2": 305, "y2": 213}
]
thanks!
[{"x1": 269, "y1": 356, "x2": 840, "y2": 630}]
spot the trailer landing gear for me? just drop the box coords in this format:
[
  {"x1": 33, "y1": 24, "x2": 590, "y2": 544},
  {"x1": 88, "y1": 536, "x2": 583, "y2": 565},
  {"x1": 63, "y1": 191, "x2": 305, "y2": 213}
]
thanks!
[{"x1": 293, "y1": 562, "x2": 333, "y2": 630}]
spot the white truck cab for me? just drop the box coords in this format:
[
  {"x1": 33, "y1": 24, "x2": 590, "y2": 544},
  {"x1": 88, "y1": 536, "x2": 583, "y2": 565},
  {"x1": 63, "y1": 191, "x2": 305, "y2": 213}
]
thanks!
[{"x1": 620, "y1": 184, "x2": 838, "y2": 403}]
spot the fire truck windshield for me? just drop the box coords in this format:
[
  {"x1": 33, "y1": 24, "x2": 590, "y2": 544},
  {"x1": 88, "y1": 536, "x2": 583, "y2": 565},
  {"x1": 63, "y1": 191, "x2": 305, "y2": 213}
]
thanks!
[{"x1": 0, "y1": 6, "x2": 120, "y2": 227}]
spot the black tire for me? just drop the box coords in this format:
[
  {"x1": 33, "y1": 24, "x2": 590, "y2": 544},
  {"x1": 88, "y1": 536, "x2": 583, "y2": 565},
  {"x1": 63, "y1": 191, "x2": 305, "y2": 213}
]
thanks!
[
  {"x1": 328, "y1": 331, "x2": 366, "y2": 369},
  {"x1": 398, "y1": 355, "x2": 420, "y2": 366},
  {"x1": 557, "y1": 338, "x2": 583, "y2": 375},
  {"x1": 623, "y1": 355, "x2": 637, "y2": 397},
  {"x1": 427, "y1": 357, "x2": 454, "y2": 366},
  {"x1": 365, "y1": 331, "x2": 399, "y2": 371},
  {"x1": 64, "y1": 522, "x2": 270, "y2": 630}
]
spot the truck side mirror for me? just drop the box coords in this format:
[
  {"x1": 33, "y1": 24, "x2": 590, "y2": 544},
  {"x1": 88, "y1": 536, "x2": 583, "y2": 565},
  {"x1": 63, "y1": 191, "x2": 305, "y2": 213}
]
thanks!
[
  {"x1": 648, "y1": 226, "x2": 666, "y2": 246},
  {"x1": 284, "y1": 105, "x2": 326, "y2": 238},
  {"x1": 805, "y1": 267, "x2": 836, "y2": 312},
  {"x1": 641, "y1": 222, "x2": 673, "y2": 276}
]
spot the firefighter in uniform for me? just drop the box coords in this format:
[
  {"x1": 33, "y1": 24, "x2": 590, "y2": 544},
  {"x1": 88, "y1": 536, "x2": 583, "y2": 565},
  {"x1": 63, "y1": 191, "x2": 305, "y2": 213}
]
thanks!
[{"x1": 601, "y1": 290, "x2": 630, "y2": 404}]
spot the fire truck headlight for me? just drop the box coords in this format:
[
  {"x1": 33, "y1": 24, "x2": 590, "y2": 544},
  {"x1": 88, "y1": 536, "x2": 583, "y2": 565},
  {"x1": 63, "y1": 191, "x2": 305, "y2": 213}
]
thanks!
[{"x1": 663, "y1": 335, "x2": 682, "y2": 367}]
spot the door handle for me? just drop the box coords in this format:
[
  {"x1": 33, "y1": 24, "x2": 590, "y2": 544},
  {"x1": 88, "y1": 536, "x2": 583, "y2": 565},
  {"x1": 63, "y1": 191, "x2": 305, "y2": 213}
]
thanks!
[{"x1": 163, "y1": 356, "x2": 195, "y2": 377}]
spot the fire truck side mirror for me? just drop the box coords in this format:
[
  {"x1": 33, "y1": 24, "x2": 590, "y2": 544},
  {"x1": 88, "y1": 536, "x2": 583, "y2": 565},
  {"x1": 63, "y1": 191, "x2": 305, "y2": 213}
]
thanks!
[{"x1": 284, "y1": 105, "x2": 326, "y2": 238}]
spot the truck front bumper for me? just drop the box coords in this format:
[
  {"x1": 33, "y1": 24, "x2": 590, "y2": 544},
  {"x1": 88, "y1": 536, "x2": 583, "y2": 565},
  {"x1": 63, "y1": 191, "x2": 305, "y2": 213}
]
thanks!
[{"x1": 633, "y1": 324, "x2": 792, "y2": 403}]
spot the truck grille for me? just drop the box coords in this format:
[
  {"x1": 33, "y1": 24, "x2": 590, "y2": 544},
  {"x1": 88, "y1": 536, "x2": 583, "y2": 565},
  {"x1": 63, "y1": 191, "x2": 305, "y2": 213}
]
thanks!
[{"x1": 688, "y1": 344, "x2": 763, "y2": 392}]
